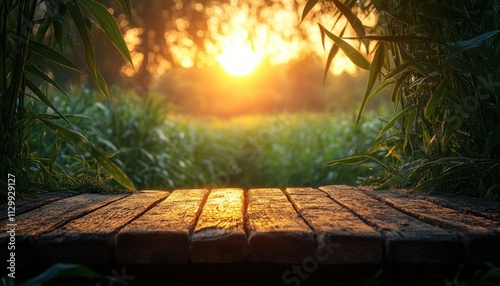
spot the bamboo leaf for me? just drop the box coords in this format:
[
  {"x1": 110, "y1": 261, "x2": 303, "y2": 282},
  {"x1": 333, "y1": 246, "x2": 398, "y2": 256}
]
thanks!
[
  {"x1": 323, "y1": 26, "x2": 346, "y2": 84},
  {"x1": 21, "y1": 264, "x2": 104, "y2": 285},
  {"x1": 326, "y1": 154, "x2": 391, "y2": 172},
  {"x1": 116, "y1": 0, "x2": 132, "y2": 18},
  {"x1": 24, "y1": 63, "x2": 70, "y2": 99},
  {"x1": 386, "y1": 61, "x2": 421, "y2": 79},
  {"x1": 79, "y1": 0, "x2": 132, "y2": 64},
  {"x1": 425, "y1": 75, "x2": 451, "y2": 122},
  {"x1": 377, "y1": 106, "x2": 417, "y2": 139},
  {"x1": 319, "y1": 24, "x2": 370, "y2": 70},
  {"x1": 45, "y1": 1, "x2": 75, "y2": 41},
  {"x1": 448, "y1": 30, "x2": 500, "y2": 56},
  {"x1": 25, "y1": 79, "x2": 74, "y2": 128},
  {"x1": 37, "y1": 118, "x2": 136, "y2": 191},
  {"x1": 28, "y1": 40, "x2": 83, "y2": 72},
  {"x1": 331, "y1": 0, "x2": 365, "y2": 37},
  {"x1": 53, "y1": 21, "x2": 65, "y2": 50},
  {"x1": 324, "y1": 43, "x2": 340, "y2": 84},
  {"x1": 409, "y1": 25, "x2": 430, "y2": 35},
  {"x1": 356, "y1": 44, "x2": 385, "y2": 125},
  {"x1": 66, "y1": 0, "x2": 110, "y2": 98},
  {"x1": 392, "y1": 72, "x2": 410, "y2": 107},
  {"x1": 417, "y1": 3, "x2": 465, "y2": 19},
  {"x1": 318, "y1": 22, "x2": 326, "y2": 49},
  {"x1": 368, "y1": 80, "x2": 395, "y2": 101},
  {"x1": 412, "y1": 165, "x2": 476, "y2": 191},
  {"x1": 342, "y1": 35, "x2": 434, "y2": 44},
  {"x1": 300, "y1": 0, "x2": 318, "y2": 24},
  {"x1": 49, "y1": 137, "x2": 60, "y2": 172},
  {"x1": 325, "y1": 155, "x2": 368, "y2": 166},
  {"x1": 377, "y1": 168, "x2": 413, "y2": 190}
]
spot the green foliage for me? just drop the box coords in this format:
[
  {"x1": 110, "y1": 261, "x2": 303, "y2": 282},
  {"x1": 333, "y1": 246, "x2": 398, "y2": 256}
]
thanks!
[
  {"x1": 1, "y1": 263, "x2": 117, "y2": 286},
  {"x1": 30, "y1": 86, "x2": 388, "y2": 190},
  {"x1": 303, "y1": 0, "x2": 500, "y2": 198},
  {"x1": 0, "y1": 0, "x2": 136, "y2": 197}
]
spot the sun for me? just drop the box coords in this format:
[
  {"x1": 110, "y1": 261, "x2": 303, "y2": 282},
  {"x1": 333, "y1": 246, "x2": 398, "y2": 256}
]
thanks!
[{"x1": 216, "y1": 43, "x2": 260, "y2": 77}]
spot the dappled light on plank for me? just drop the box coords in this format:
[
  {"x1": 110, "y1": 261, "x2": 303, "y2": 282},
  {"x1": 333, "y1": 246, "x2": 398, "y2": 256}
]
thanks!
[{"x1": 191, "y1": 188, "x2": 247, "y2": 262}]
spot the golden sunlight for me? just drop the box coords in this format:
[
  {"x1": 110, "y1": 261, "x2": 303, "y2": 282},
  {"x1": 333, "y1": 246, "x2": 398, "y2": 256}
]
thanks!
[
  {"x1": 216, "y1": 42, "x2": 260, "y2": 76},
  {"x1": 120, "y1": 1, "x2": 378, "y2": 78}
]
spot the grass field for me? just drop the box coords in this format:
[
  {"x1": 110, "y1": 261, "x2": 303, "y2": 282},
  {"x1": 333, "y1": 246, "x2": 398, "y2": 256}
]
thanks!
[{"x1": 26, "y1": 87, "x2": 390, "y2": 191}]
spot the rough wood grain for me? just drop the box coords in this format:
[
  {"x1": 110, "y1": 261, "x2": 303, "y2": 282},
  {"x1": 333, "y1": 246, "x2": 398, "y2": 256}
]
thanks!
[
  {"x1": 320, "y1": 185, "x2": 459, "y2": 264},
  {"x1": 246, "y1": 188, "x2": 315, "y2": 263},
  {"x1": 0, "y1": 194, "x2": 125, "y2": 267},
  {"x1": 0, "y1": 191, "x2": 77, "y2": 220},
  {"x1": 284, "y1": 188, "x2": 382, "y2": 264},
  {"x1": 0, "y1": 194, "x2": 126, "y2": 237},
  {"x1": 191, "y1": 188, "x2": 247, "y2": 263},
  {"x1": 412, "y1": 191, "x2": 500, "y2": 222},
  {"x1": 361, "y1": 187, "x2": 500, "y2": 263},
  {"x1": 115, "y1": 189, "x2": 208, "y2": 264},
  {"x1": 38, "y1": 191, "x2": 169, "y2": 265}
]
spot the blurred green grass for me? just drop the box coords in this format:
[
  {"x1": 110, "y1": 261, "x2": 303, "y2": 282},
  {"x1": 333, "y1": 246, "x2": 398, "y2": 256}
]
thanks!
[{"x1": 27, "y1": 86, "x2": 389, "y2": 191}]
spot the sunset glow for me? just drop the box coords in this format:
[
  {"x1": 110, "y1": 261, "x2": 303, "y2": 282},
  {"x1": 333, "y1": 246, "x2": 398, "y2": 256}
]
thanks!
[
  {"x1": 216, "y1": 42, "x2": 260, "y2": 76},
  {"x1": 120, "y1": 0, "x2": 377, "y2": 79}
]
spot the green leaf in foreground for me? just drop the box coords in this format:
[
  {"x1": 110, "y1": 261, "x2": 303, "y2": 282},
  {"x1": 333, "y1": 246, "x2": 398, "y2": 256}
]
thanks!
[
  {"x1": 116, "y1": 0, "x2": 132, "y2": 19},
  {"x1": 27, "y1": 40, "x2": 83, "y2": 73},
  {"x1": 18, "y1": 263, "x2": 107, "y2": 286},
  {"x1": 79, "y1": 0, "x2": 132, "y2": 64},
  {"x1": 331, "y1": 0, "x2": 365, "y2": 37},
  {"x1": 326, "y1": 154, "x2": 391, "y2": 172},
  {"x1": 356, "y1": 43, "x2": 385, "y2": 125},
  {"x1": 323, "y1": 26, "x2": 347, "y2": 84},
  {"x1": 377, "y1": 105, "x2": 418, "y2": 139},
  {"x1": 67, "y1": 0, "x2": 110, "y2": 98},
  {"x1": 25, "y1": 79, "x2": 74, "y2": 128},
  {"x1": 448, "y1": 30, "x2": 500, "y2": 56},
  {"x1": 425, "y1": 75, "x2": 451, "y2": 122},
  {"x1": 300, "y1": 0, "x2": 319, "y2": 24},
  {"x1": 319, "y1": 24, "x2": 370, "y2": 70},
  {"x1": 37, "y1": 117, "x2": 136, "y2": 191},
  {"x1": 412, "y1": 164, "x2": 476, "y2": 191}
]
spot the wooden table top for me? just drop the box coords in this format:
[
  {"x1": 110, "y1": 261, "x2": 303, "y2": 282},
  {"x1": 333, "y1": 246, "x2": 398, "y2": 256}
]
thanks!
[{"x1": 1, "y1": 185, "x2": 499, "y2": 268}]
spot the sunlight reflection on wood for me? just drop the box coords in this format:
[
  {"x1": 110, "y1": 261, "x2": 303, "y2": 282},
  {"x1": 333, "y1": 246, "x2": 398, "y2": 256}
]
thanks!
[{"x1": 191, "y1": 188, "x2": 247, "y2": 262}]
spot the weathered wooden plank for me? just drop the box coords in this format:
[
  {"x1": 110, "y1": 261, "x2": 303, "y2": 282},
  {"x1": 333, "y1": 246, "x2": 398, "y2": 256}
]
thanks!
[
  {"x1": 0, "y1": 193, "x2": 125, "y2": 267},
  {"x1": 412, "y1": 191, "x2": 500, "y2": 222},
  {"x1": 191, "y1": 188, "x2": 247, "y2": 263},
  {"x1": 38, "y1": 191, "x2": 169, "y2": 265},
  {"x1": 115, "y1": 189, "x2": 208, "y2": 264},
  {"x1": 0, "y1": 193, "x2": 126, "y2": 237},
  {"x1": 320, "y1": 185, "x2": 459, "y2": 264},
  {"x1": 0, "y1": 191, "x2": 77, "y2": 220},
  {"x1": 361, "y1": 187, "x2": 500, "y2": 263},
  {"x1": 246, "y1": 188, "x2": 315, "y2": 263},
  {"x1": 284, "y1": 188, "x2": 382, "y2": 264}
]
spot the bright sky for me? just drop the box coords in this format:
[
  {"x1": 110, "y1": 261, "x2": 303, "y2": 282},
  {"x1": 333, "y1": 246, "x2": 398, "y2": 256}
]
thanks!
[{"x1": 120, "y1": 0, "x2": 375, "y2": 78}]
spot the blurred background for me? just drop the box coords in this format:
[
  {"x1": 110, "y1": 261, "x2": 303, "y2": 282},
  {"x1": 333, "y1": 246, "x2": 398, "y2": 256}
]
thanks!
[
  {"x1": 37, "y1": 0, "x2": 388, "y2": 117},
  {"x1": 24, "y1": 0, "x2": 392, "y2": 192}
]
